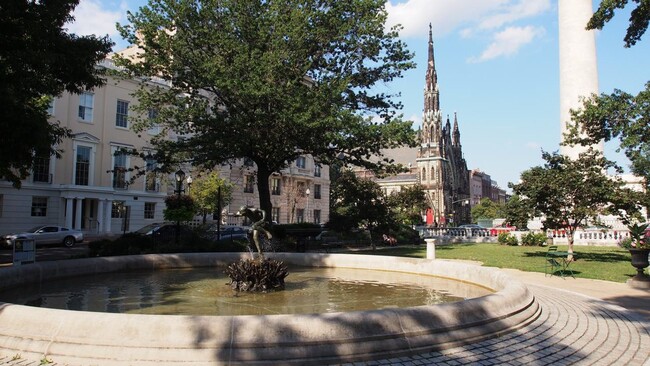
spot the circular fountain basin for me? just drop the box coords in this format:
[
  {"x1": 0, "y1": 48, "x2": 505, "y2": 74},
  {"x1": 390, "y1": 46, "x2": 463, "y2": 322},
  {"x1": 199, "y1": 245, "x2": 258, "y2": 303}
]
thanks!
[{"x1": 0, "y1": 253, "x2": 540, "y2": 365}]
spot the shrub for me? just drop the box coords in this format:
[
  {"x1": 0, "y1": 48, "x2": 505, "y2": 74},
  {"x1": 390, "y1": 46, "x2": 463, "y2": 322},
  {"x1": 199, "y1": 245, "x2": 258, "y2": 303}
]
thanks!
[
  {"x1": 521, "y1": 232, "x2": 548, "y2": 246},
  {"x1": 497, "y1": 232, "x2": 518, "y2": 246}
]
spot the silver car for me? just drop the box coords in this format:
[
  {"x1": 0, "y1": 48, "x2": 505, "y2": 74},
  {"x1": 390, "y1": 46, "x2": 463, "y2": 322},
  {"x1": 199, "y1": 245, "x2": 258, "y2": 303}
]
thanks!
[{"x1": 2, "y1": 225, "x2": 84, "y2": 248}]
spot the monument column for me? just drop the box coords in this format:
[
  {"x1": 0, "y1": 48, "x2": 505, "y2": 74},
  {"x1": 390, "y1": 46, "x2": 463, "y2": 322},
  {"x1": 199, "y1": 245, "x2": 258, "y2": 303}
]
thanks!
[{"x1": 558, "y1": 0, "x2": 603, "y2": 159}]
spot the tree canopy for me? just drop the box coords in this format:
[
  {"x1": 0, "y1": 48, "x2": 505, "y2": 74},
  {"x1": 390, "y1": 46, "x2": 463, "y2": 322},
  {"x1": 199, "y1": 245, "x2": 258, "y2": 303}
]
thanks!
[
  {"x1": 588, "y1": 0, "x2": 649, "y2": 47},
  {"x1": 0, "y1": 0, "x2": 112, "y2": 187},
  {"x1": 385, "y1": 185, "x2": 427, "y2": 225},
  {"x1": 510, "y1": 149, "x2": 638, "y2": 254},
  {"x1": 470, "y1": 198, "x2": 504, "y2": 222},
  {"x1": 116, "y1": 0, "x2": 416, "y2": 219}
]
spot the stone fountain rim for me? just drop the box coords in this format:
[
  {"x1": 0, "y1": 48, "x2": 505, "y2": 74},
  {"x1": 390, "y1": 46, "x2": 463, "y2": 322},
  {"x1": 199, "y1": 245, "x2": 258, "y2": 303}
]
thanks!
[{"x1": 0, "y1": 252, "x2": 540, "y2": 365}]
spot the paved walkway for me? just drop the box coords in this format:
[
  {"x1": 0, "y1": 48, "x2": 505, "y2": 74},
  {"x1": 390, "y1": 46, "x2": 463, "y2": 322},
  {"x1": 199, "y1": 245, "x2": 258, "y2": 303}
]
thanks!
[{"x1": 1, "y1": 259, "x2": 648, "y2": 365}]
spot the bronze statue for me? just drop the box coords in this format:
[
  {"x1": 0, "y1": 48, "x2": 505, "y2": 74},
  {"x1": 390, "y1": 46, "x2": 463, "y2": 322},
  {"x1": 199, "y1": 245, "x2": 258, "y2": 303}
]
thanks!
[{"x1": 236, "y1": 205, "x2": 273, "y2": 258}]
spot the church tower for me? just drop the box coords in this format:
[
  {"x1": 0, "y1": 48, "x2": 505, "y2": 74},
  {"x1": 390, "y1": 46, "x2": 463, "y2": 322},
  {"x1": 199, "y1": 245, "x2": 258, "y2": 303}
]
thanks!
[{"x1": 417, "y1": 24, "x2": 470, "y2": 226}]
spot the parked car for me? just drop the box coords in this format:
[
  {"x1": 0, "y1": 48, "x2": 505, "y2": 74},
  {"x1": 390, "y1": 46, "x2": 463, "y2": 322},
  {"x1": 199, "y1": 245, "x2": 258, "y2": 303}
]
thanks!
[
  {"x1": 2, "y1": 225, "x2": 84, "y2": 248},
  {"x1": 206, "y1": 225, "x2": 250, "y2": 241},
  {"x1": 133, "y1": 222, "x2": 193, "y2": 240}
]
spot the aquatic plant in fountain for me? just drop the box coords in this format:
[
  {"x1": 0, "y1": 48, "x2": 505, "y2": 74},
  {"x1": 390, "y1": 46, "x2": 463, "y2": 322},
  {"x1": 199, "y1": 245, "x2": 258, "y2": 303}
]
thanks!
[{"x1": 227, "y1": 205, "x2": 289, "y2": 292}]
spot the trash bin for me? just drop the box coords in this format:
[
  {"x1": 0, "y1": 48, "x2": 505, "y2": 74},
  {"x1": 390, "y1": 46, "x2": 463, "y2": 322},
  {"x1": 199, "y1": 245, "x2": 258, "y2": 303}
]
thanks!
[
  {"x1": 546, "y1": 237, "x2": 554, "y2": 247},
  {"x1": 13, "y1": 238, "x2": 35, "y2": 265}
]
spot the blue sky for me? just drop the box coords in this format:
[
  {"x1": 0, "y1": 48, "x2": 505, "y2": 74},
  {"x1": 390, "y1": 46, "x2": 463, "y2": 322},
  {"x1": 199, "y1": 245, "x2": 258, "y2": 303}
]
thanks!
[{"x1": 68, "y1": 0, "x2": 650, "y2": 190}]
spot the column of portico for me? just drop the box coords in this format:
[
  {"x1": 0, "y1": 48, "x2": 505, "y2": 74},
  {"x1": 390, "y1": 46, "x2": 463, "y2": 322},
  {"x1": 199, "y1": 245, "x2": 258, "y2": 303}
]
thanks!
[
  {"x1": 97, "y1": 200, "x2": 105, "y2": 233},
  {"x1": 74, "y1": 198, "x2": 83, "y2": 230},
  {"x1": 103, "y1": 200, "x2": 112, "y2": 233},
  {"x1": 65, "y1": 198, "x2": 74, "y2": 229}
]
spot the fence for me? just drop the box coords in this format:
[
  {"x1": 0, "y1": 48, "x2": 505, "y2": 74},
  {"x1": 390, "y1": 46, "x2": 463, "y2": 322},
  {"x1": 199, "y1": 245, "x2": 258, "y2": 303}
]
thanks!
[{"x1": 417, "y1": 226, "x2": 629, "y2": 247}]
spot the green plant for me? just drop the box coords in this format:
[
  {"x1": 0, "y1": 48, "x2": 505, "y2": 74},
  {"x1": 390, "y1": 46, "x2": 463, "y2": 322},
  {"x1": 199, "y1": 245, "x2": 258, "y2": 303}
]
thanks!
[
  {"x1": 624, "y1": 223, "x2": 649, "y2": 249},
  {"x1": 521, "y1": 232, "x2": 548, "y2": 246},
  {"x1": 497, "y1": 232, "x2": 518, "y2": 246}
]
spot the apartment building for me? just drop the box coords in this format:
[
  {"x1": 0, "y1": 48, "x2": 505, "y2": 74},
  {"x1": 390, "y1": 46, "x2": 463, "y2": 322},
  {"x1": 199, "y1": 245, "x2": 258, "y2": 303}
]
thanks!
[
  {"x1": 0, "y1": 59, "x2": 168, "y2": 236},
  {"x1": 216, "y1": 155, "x2": 330, "y2": 225}
]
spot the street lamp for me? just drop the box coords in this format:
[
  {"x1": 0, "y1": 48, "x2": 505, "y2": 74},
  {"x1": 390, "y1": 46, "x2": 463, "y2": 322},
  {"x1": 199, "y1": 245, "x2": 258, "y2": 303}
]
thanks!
[
  {"x1": 174, "y1": 169, "x2": 185, "y2": 244},
  {"x1": 450, "y1": 198, "x2": 469, "y2": 226},
  {"x1": 305, "y1": 187, "x2": 311, "y2": 223},
  {"x1": 186, "y1": 174, "x2": 193, "y2": 194}
]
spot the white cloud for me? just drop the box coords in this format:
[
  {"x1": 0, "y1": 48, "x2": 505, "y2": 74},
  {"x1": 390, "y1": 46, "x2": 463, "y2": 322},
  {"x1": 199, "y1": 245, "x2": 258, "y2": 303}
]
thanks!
[
  {"x1": 386, "y1": 0, "x2": 508, "y2": 38},
  {"x1": 66, "y1": 0, "x2": 127, "y2": 38},
  {"x1": 478, "y1": 0, "x2": 551, "y2": 30},
  {"x1": 469, "y1": 26, "x2": 545, "y2": 63}
]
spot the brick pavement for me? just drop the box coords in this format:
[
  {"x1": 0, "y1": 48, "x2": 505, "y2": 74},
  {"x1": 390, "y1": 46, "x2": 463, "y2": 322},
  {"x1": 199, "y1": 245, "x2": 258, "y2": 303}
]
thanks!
[{"x1": 1, "y1": 284, "x2": 647, "y2": 365}]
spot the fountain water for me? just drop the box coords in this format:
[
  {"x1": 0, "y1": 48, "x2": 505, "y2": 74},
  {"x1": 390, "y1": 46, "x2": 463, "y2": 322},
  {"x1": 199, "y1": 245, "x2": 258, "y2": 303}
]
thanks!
[{"x1": 0, "y1": 253, "x2": 540, "y2": 365}]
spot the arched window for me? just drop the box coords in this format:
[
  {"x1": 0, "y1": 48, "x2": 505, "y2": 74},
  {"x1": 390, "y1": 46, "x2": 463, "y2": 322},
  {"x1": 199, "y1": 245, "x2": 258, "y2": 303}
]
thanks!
[
  {"x1": 430, "y1": 167, "x2": 435, "y2": 181},
  {"x1": 421, "y1": 167, "x2": 426, "y2": 182}
]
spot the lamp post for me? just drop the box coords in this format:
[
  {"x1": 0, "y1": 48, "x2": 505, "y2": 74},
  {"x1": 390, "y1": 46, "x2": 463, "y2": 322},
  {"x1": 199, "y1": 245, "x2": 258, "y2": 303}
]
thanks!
[
  {"x1": 450, "y1": 198, "x2": 469, "y2": 226},
  {"x1": 305, "y1": 187, "x2": 311, "y2": 223},
  {"x1": 186, "y1": 174, "x2": 193, "y2": 194},
  {"x1": 174, "y1": 169, "x2": 186, "y2": 244}
]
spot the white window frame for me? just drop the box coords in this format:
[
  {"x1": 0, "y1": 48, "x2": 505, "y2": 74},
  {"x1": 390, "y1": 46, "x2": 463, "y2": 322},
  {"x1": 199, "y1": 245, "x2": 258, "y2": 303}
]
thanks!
[
  {"x1": 78, "y1": 92, "x2": 94, "y2": 123},
  {"x1": 32, "y1": 155, "x2": 54, "y2": 183},
  {"x1": 72, "y1": 142, "x2": 95, "y2": 186},
  {"x1": 116, "y1": 99, "x2": 129, "y2": 128},
  {"x1": 31, "y1": 196, "x2": 48, "y2": 217},
  {"x1": 144, "y1": 202, "x2": 156, "y2": 219},
  {"x1": 144, "y1": 154, "x2": 160, "y2": 192},
  {"x1": 147, "y1": 108, "x2": 161, "y2": 135},
  {"x1": 111, "y1": 146, "x2": 130, "y2": 189}
]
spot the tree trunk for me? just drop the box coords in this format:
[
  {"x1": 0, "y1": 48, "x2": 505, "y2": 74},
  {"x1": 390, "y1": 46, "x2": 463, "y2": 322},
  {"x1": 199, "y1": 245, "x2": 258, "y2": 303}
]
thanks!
[
  {"x1": 567, "y1": 227, "x2": 575, "y2": 261},
  {"x1": 256, "y1": 167, "x2": 272, "y2": 222}
]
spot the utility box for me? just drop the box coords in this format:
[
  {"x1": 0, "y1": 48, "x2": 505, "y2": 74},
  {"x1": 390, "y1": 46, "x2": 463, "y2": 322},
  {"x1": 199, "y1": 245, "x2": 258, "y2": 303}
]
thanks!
[{"x1": 13, "y1": 238, "x2": 35, "y2": 265}]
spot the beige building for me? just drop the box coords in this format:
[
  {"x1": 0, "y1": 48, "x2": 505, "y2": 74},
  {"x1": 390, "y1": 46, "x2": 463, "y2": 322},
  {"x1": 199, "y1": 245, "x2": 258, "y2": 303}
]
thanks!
[
  {"x1": 0, "y1": 59, "x2": 168, "y2": 236},
  {"x1": 216, "y1": 156, "x2": 330, "y2": 225}
]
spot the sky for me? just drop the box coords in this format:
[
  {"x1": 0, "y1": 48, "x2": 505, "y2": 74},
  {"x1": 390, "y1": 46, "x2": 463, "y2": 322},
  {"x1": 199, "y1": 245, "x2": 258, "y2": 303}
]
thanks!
[{"x1": 67, "y1": 0, "x2": 650, "y2": 190}]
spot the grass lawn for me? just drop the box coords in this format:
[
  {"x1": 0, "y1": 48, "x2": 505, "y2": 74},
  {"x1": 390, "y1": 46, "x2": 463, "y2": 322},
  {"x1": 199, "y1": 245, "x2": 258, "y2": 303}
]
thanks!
[{"x1": 350, "y1": 243, "x2": 643, "y2": 283}]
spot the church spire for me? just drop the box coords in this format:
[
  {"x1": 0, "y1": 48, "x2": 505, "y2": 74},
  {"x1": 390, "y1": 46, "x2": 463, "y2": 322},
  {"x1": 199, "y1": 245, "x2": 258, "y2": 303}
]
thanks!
[
  {"x1": 453, "y1": 112, "x2": 461, "y2": 146},
  {"x1": 424, "y1": 23, "x2": 439, "y2": 114}
]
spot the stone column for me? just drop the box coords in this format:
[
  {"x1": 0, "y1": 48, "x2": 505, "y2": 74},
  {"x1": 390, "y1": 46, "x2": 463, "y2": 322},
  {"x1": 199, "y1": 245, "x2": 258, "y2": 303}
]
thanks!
[
  {"x1": 65, "y1": 198, "x2": 73, "y2": 229},
  {"x1": 74, "y1": 198, "x2": 83, "y2": 230},
  {"x1": 104, "y1": 200, "x2": 112, "y2": 233},
  {"x1": 97, "y1": 200, "x2": 105, "y2": 233},
  {"x1": 558, "y1": 0, "x2": 603, "y2": 159},
  {"x1": 425, "y1": 238, "x2": 436, "y2": 259}
]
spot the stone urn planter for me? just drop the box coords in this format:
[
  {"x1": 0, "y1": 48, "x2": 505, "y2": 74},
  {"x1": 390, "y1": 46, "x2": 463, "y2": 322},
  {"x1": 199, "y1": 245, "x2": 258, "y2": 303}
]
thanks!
[{"x1": 629, "y1": 248, "x2": 650, "y2": 279}]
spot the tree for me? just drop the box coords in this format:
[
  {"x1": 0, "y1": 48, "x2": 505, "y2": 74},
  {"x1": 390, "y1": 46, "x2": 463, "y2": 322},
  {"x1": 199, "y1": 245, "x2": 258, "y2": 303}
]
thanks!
[
  {"x1": 385, "y1": 185, "x2": 427, "y2": 225},
  {"x1": 116, "y1": 0, "x2": 416, "y2": 221},
  {"x1": 189, "y1": 172, "x2": 234, "y2": 224},
  {"x1": 510, "y1": 149, "x2": 636, "y2": 256},
  {"x1": 567, "y1": 82, "x2": 650, "y2": 197},
  {"x1": 330, "y1": 170, "x2": 392, "y2": 249},
  {"x1": 588, "y1": 0, "x2": 649, "y2": 47},
  {"x1": 0, "y1": 0, "x2": 112, "y2": 187},
  {"x1": 470, "y1": 198, "x2": 504, "y2": 223},
  {"x1": 504, "y1": 195, "x2": 533, "y2": 230}
]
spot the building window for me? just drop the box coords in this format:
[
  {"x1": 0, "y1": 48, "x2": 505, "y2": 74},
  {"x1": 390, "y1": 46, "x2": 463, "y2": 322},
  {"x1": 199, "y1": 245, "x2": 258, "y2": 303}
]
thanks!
[
  {"x1": 314, "y1": 165, "x2": 321, "y2": 177},
  {"x1": 32, "y1": 156, "x2": 51, "y2": 183},
  {"x1": 144, "y1": 202, "x2": 156, "y2": 219},
  {"x1": 296, "y1": 208, "x2": 305, "y2": 223},
  {"x1": 314, "y1": 184, "x2": 322, "y2": 199},
  {"x1": 431, "y1": 167, "x2": 435, "y2": 181},
  {"x1": 272, "y1": 207, "x2": 280, "y2": 223},
  {"x1": 244, "y1": 175, "x2": 254, "y2": 193},
  {"x1": 113, "y1": 150, "x2": 128, "y2": 189},
  {"x1": 421, "y1": 167, "x2": 426, "y2": 182},
  {"x1": 145, "y1": 157, "x2": 158, "y2": 192},
  {"x1": 78, "y1": 92, "x2": 94, "y2": 122},
  {"x1": 111, "y1": 201, "x2": 126, "y2": 218},
  {"x1": 116, "y1": 100, "x2": 129, "y2": 128},
  {"x1": 271, "y1": 178, "x2": 281, "y2": 195},
  {"x1": 31, "y1": 196, "x2": 47, "y2": 217},
  {"x1": 313, "y1": 209, "x2": 321, "y2": 224},
  {"x1": 147, "y1": 108, "x2": 161, "y2": 135},
  {"x1": 75, "y1": 145, "x2": 91, "y2": 186},
  {"x1": 296, "y1": 156, "x2": 306, "y2": 169}
]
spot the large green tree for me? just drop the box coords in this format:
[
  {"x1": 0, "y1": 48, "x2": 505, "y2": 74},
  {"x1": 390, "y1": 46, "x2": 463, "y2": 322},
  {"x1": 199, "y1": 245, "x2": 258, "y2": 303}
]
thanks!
[
  {"x1": 510, "y1": 149, "x2": 637, "y2": 255},
  {"x1": 385, "y1": 184, "x2": 427, "y2": 225},
  {"x1": 189, "y1": 171, "x2": 234, "y2": 224},
  {"x1": 0, "y1": 0, "x2": 112, "y2": 187},
  {"x1": 470, "y1": 198, "x2": 504, "y2": 223},
  {"x1": 329, "y1": 170, "x2": 392, "y2": 249},
  {"x1": 588, "y1": 0, "x2": 649, "y2": 47},
  {"x1": 116, "y1": 0, "x2": 416, "y2": 220}
]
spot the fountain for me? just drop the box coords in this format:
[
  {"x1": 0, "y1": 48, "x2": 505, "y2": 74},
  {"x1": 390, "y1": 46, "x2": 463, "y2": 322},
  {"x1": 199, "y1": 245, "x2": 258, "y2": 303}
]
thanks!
[{"x1": 0, "y1": 253, "x2": 540, "y2": 365}]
